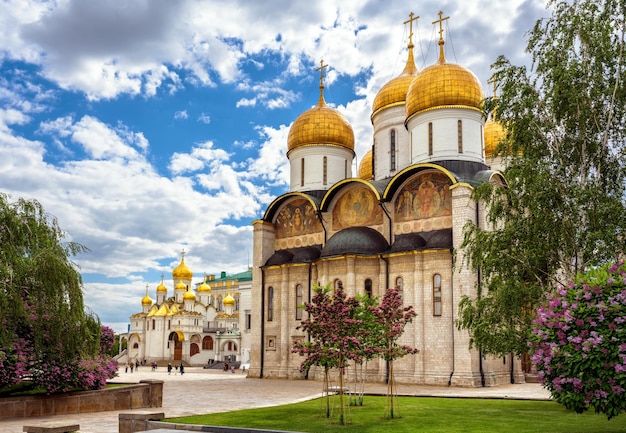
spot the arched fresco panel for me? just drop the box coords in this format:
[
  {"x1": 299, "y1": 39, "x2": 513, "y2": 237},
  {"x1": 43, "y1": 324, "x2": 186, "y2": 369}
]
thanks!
[
  {"x1": 332, "y1": 187, "x2": 383, "y2": 230},
  {"x1": 274, "y1": 198, "x2": 323, "y2": 249},
  {"x1": 394, "y1": 172, "x2": 452, "y2": 233}
]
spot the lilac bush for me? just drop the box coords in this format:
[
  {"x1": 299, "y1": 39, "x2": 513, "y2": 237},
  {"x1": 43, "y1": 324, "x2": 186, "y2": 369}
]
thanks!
[{"x1": 531, "y1": 260, "x2": 626, "y2": 419}]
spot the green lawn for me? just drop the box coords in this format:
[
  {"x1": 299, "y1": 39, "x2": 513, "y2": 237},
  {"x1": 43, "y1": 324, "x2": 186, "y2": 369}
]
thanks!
[{"x1": 166, "y1": 396, "x2": 626, "y2": 433}]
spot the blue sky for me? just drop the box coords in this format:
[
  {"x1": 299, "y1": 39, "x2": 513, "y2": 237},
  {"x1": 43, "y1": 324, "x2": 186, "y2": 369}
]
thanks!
[{"x1": 0, "y1": 0, "x2": 548, "y2": 333}]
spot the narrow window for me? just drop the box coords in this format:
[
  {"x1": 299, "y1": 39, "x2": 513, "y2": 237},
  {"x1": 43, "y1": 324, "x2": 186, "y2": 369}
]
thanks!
[
  {"x1": 296, "y1": 284, "x2": 303, "y2": 320},
  {"x1": 344, "y1": 160, "x2": 348, "y2": 178},
  {"x1": 323, "y1": 156, "x2": 328, "y2": 185},
  {"x1": 300, "y1": 158, "x2": 305, "y2": 187},
  {"x1": 168, "y1": 320, "x2": 171, "y2": 330},
  {"x1": 390, "y1": 129, "x2": 396, "y2": 171},
  {"x1": 152, "y1": 319, "x2": 155, "y2": 330},
  {"x1": 246, "y1": 313, "x2": 251, "y2": 330},
  {"x1": 433, "y1": 274, "x2": 442, "y2": 316},
  {"x1": 268, "y1": 286, "x2": 274, "y2": 322},
  {"x1": 396, "y1": 277, "x2": 404, "y2": 303},
  {"x1": 372, "y1": 143, "x2": 376, "y2": 178},
  {"x1": 365, "y1": 279, "x2": 372, "y2": 298},
  {"x1": 428, "y1": 122, "x2": 433, "y2": 155},
  {"x1": 235, "y1": 296, "x2": 240, "y2": 311},
  {"x1": 457, "y1": 120, "x2": 463, "y2": 153}
]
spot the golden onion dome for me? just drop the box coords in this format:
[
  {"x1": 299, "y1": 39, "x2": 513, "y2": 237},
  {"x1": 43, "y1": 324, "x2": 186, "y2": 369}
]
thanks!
[
  {"x1": 141, "y1": 294, "x2": 152, "y2": 306},
  {"x1": 175, "y1": 281, "x2": 187, "y2": 291},
  {"x1": 484, "y1": 117, "x2": 505, "y2": 158},
  {"x1": 287, "y1": 62, "x2": 354, "y2": 152},
  {"x1": 156, "y1": 275, "x2": 167, "y2": 293},
  {"x1": 172, "y1": 254, "x2": 193, "y2": 280},
  {"x1": 223, "y1": 292, "x2": 236, "y2": 306},
  {"x1": 406, "y1": 28, "x2": 483, "y2": 120},
  {"x1": 372, "y1": 43, "x2": 418, "y2": 117},
  {"x1": 358, "y1": 149, "x2": 373, "y2": 180},
  {"x1": 197, "y1": 279, "x2": 211, "y2": 293},
  {"x1": 183, "y1": 289, "x2": 196, "y2": 301},
  {"x1": 141, "y1": 284, "x2": 152, "y2": 306}
]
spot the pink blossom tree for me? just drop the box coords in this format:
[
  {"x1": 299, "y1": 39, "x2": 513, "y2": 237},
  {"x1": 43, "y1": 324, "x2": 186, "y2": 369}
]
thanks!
[
  {"x1": 531, "y1": 260, "x2": 626, "y2": 419},
  {"x1": 371, "y1": 287, "x2": 419, "y2": 419},
  {"x1": 293, "y1": 283, "x2": 363, "y2": 425}
]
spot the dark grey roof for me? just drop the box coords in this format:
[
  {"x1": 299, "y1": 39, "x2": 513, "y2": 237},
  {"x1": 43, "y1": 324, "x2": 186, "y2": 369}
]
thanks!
[
  {"x1": 265, "y1": 245, "x2": 322, "y2": 266},
  {"x1": 321, "y1": 227, "x2": 389, "y2": 257},
  {"x1": 389, "y1": 229, "x2": 452, "y2": 253}
]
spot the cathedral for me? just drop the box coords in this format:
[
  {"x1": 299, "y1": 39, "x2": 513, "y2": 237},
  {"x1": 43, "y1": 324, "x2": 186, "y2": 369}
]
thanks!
[
  {"x1": 248, "y1": 11, "x2": 520, "y2": 387},
  {"x1": 125, "y1": 252, "x2": 252, "y2": 367}
]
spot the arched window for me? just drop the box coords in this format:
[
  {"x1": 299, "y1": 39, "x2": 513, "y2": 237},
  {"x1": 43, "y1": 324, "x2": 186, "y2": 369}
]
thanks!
[
  {"x1": 323, "y1": 156, "x2": 328, "y2": 185},
  {"x1": 395, "y1": 276, "x2": 404, "y2": 303},
  {"x1": 133, "y1": 342, "x2": 139, "y2": 349},
  {"x1": 217, "y1": 296, "x2": 223, "y2": 312},
  {"x1": 364, "y1": 279, "x2": 372, "y2": 298},
  {"x1": 428, "y1": 122, "x2": 434, "y2": 155},
  {"x1": 433, "y1": 274, "x2": 442, "y2": 316},
  {"x1": 268, "y1": 286, "x2": 274, "y2": 322},
  {"x1": 457, "y1": 120, "x2": 463, "y2": 153},
  {"x1": 190, "y1": 343, "x2": 200, "y2": 356},
  {"x1": 296, "y1": 284, "x2": 303, "y2": 320},
  {"x1": 390, "y1": 129, "x2": 396, "y2": 171},
  {"x1": 152, "y1": 319, "x2": 155, "y2": 330},
  {"x1": 334, "y1": 279, "x2": 343, "y2": 290},
  {"x1": 300, "y1": 158, "x2": 305, "y2": 187},
  {"x1": 202, "y1": 336, "x2": 214, "y2": 350}
]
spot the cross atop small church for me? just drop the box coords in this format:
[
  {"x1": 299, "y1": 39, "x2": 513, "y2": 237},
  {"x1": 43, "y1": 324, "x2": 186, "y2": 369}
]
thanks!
[
  {"x1": 180, "y1": 248, "x2": 186, "y2": 260},
  {"x1": 403, "y1": 12, "x2": 419, "y2": 46}
]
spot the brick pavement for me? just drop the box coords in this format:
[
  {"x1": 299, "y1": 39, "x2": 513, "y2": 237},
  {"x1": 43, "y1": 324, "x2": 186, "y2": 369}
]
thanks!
[{"x1": 0, "y1": 367, "x2": 550, "y2": 433}]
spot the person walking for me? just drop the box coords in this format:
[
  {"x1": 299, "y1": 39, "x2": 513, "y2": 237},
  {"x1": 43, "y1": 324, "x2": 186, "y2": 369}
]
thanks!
[
  {"x1": 167, "y1": 363, "x2": 172, "y2": 375},
  {"x1": 179, "y1": 363, "x2": 185, "y2": 375}
]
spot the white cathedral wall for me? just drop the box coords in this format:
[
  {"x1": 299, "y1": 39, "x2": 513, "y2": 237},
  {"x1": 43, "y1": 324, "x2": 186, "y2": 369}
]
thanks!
[
  {"x1": 408, "y1": 108, "x2": 485, "y2": 165},
  {"x1": 288, "y1": 146, "x2": 354, "y2": 192},
  {"x1": 371, "y1": 104, "x2": 411, "y2": 179}
]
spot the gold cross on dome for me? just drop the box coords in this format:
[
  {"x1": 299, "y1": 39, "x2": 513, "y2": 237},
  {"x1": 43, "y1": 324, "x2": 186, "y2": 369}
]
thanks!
[
  {"x1": 404, "y1": 12, "x2": 419, "y2": 45},
  {"x1": 315, "y1": 59, "x2": 328, "y2": 89},
  {"x1": 433, "y1": 10, "x2": 450, "y2": 42},
  {"x1": 488, "y1": 76, "x2": 499, "y2": 98},
  {"x1": 180, "y1": 248, "x2": 186, "y2": 259}
]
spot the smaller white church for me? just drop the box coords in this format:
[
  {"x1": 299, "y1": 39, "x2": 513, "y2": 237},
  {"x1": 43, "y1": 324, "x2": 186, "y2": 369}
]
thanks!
[{"x1": 122, "y1": 252, "x2": 252, "y2": 367}]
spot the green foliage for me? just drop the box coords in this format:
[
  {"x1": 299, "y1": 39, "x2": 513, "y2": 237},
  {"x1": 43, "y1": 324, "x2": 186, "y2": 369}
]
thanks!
[
  {"x1": 0, "y1": 193, "x2": 116, "y2": 392},
  {"x1": 458, "y1": 0, "x2": 626, "y2": 357}
]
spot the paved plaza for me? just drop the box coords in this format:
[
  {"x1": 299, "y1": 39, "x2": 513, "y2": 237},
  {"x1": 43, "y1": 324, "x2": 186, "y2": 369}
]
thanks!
[{"x1": 1, "y1": 367, "x2": 551, "y2": 433}]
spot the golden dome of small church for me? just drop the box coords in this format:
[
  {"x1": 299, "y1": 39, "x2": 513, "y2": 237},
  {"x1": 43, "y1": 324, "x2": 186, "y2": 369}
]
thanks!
[
  {"x1": 124, "y1": 251, "x2": 253, "y2": 368},
  {"x1": 249, "y1": 11, "x2": 519, "y2": 387}
]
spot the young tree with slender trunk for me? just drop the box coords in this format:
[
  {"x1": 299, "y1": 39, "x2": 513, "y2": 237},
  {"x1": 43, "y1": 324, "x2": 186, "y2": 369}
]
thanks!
[
  {"x1": 293, "y1": 284, "x2": 363, "y2": 425},
  {"x1": 371, "y1": 288, "x2": 418, "y2": 419}
]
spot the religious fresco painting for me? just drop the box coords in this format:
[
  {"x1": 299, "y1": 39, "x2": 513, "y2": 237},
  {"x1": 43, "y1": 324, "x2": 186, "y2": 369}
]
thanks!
[
  {"x1": 275, "y1": 198, "x2": 321, "y2": 239},
  {"x1": 332, "y1": 187, "x2": 383, "y2": 230},
  {"x1": 394, "y1": 172, "x2": 452, "y2": 222}
]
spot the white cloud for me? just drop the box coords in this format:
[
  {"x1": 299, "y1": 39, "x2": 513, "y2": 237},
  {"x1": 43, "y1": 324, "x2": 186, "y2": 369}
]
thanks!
[
  {"x1": 174, "y1": 110, "x2": 188, "y2": 120},
  {"x1": 236, "y1": 97, "x2": 256, "y2": 108},
  {"x1": 197, "y1": 113, "x2": 211, "y2": 124}
]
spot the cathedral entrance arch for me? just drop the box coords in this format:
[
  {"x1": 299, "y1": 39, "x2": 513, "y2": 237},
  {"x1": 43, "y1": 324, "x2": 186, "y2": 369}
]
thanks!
[{"x1": 168, "y1": 331, "x2": 184, "y2": 360}]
